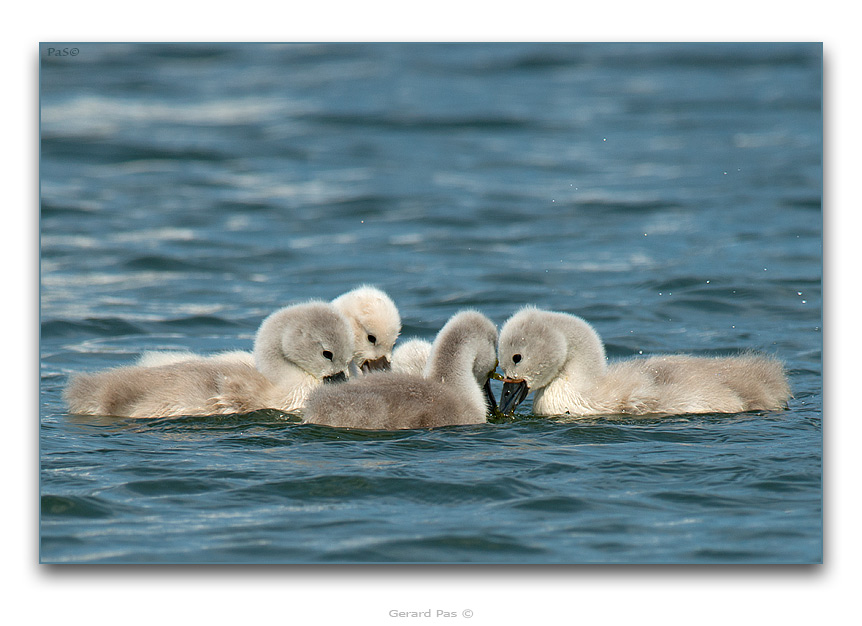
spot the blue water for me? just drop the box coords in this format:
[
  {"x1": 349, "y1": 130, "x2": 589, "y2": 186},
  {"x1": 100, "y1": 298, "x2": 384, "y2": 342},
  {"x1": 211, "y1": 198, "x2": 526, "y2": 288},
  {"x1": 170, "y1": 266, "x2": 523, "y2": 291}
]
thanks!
[{"x1": 39, "y1": 42, "x2": 822, "y2": 564}]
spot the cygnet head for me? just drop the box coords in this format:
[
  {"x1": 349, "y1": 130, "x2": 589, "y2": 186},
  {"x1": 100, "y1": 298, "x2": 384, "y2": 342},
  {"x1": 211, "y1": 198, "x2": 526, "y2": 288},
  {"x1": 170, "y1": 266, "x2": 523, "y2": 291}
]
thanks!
[
  {"x1": 253, "y1": 301, "x2": 354, "y2": 386},
  {"x1": 426, "y1": 310, "x2": 500, "y2": 414},
  {"x1": 497, "y1": 306, "x2": 606, "y2": 414},
  {"x1": 332, "y1": 285, "x2": 401, "y2": 373}
]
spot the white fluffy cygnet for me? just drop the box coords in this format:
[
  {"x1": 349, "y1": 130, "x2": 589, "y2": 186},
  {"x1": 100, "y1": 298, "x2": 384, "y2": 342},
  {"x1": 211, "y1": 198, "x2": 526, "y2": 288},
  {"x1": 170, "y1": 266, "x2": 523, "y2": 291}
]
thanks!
[
  {"x1": 332, "y1": 285, "x2": 401, "y2": 376},
  {"x1": 498, "y1": 307, "x2": 791, "y2": 417},
  {"x1": 303, "y1": 311, "x2": 499, "y2": 430},
  {"x1": 64, "y1": 301, "x2": 354, "y2": 418},
  {"x1": 390, "y1": 338, "x2": 433, "y2": 376}
]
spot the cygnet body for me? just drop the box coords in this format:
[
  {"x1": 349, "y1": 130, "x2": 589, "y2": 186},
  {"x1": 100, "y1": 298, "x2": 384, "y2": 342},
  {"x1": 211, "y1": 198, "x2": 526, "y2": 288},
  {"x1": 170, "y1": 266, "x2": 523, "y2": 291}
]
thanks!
[
  {"x1": 390, "y1": 338, "x2": 433, "y2": 377},
  {"x1": 64, "y1": 302, "x2": 354, "y2": 418},
  {"x1": 136, "y1": 350, "x2": 254, "y2": 368},
  {"x1": 303, "y1": 311, "x2": 499, "y2": 430},
  {"x1": 498, "y1": 307, "x2": 791, "y2": 417},
  {"x1": 331, "y1": 285, "x2": 401, "y2": 375}
]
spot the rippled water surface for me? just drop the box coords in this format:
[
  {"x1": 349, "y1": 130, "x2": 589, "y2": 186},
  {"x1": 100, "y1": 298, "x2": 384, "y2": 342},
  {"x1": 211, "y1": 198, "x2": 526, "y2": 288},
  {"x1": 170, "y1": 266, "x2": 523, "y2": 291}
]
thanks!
[{"x1": 40, "y1": 43, "x2": 822, "y2": 563}]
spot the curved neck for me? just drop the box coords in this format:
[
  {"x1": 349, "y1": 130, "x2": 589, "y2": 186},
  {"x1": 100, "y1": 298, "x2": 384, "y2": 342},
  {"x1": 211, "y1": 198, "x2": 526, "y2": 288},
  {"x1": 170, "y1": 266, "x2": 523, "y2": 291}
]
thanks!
[
  {"x1": 255, "y1": 348, "x2": 310, "y2": 390},
  {"x1": 557, "y1": 314, "x2": 607, "y2": 391},
  {"x1": 253, "y1": 331, "x2": 310, "y2": 389},
  {"x1": 427, "y1": 333, "x2": 486, "y2": 417},
  {"x1": 427, "y1": 334, "x2": 478, "y2": 387}
]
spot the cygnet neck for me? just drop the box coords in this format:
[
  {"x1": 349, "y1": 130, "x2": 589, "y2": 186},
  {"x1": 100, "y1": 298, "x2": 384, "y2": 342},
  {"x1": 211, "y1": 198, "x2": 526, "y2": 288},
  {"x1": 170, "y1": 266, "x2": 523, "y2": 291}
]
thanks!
[
  {"x1": 252, "y1": 309, "x2": 317, "y2": 389},
  {"x1": 556, "y1": 313, "x2": 608, "y2": 391},
  {"x1": 254, "y1": 338, "x2": 309, "y2": 389},
  {"x1": 427, "y1": 336, "x2": 480, "y2": 388},
  {"x1": 426, "y1": 313, "x2": 493, "y2": 394}
]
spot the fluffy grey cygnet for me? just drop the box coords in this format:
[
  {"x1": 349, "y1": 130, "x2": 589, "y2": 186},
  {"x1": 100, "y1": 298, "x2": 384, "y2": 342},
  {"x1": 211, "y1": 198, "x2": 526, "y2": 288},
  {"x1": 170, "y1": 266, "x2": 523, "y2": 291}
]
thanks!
[
  {"x1": 303, "y1": 310, "x2": 499, "y2": 430},
  {"x1": 498, "y1": 306, "x2": 791, "y2": 417},
  {"x1": 64, "y1": 301, "x2": 354, "y2": 418},
  {"x1": 332, "y1": 285, "x2": 402, "y2": 375}
]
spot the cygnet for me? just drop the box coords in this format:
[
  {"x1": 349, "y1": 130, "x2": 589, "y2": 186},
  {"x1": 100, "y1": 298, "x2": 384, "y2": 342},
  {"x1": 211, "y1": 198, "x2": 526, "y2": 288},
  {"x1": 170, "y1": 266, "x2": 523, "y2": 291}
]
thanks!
[
  {"x1": 390, "y1": 338, "x2": 433, "y2": 376},
  {"x1": 497, "y1": 306, "x2": 791, "y2": 417},
  {"x1": 64, "y1": 301, "x2": 354, "y2": 418},
  {"x1": 303, "y1": 310, "x2": 499, "y2": 430},
  {"x1": 332, "y1": 285, "x2": 401, "y2": 375}
]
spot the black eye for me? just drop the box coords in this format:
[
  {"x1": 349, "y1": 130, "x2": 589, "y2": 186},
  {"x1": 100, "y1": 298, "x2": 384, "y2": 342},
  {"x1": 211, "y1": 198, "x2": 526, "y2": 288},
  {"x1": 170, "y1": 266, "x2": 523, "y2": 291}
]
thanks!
[
  {"x1": 367, "y1": 334, "x2": 377, "y2": 344},
  {"x1": 512, "y1": 354, "x2": 522, "y2": 364},
  {"x1": 322, "y1": 350, "x2": 333, "y2": 361}
]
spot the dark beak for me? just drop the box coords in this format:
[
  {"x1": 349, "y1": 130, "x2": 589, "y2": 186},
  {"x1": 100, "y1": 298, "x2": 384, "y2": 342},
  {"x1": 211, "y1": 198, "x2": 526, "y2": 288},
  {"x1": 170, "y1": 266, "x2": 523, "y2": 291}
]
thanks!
[
  {"x1": 500, "y1": 378, "x2": 529, "y2": 415},
  {"x1": 323, "y1": 371, "x2": 348, "y2": 384},
  {"x1": 360, "y1": 356, "x2": 391, "y2": 374},
  {"x1": 482, "y1": 378, "x2": 498, "y2": 415}
]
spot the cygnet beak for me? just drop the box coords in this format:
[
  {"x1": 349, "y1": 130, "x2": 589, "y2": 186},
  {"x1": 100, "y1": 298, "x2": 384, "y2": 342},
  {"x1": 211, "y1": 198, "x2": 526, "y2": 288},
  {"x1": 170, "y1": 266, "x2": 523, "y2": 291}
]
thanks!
[
  {"x1": 483, "y1": 378, "x2": 498, "y2": 415},
  {"x1": 323, "y1": 371, "x2": 348, "y2": 384},
  {"x1": 500, "y1": 377, "x2": 529, "y2": 415},
  {"x1": 360, "y1": 356, "x2": 391, "y2": 374}
]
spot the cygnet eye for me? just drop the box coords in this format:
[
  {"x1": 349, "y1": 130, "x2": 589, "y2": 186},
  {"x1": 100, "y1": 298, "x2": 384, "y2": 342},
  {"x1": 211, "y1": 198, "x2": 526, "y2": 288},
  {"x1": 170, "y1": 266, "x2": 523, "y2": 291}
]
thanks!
[
  {"x1": 512, "y1": 354, "x2": 522, "y2": 364},
  {"x1": 322, "y1": 350, "x2": 333, "y2": 361},
  {"x1": 367, "y1": 334, "x2": 377, "y2": 344}
]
